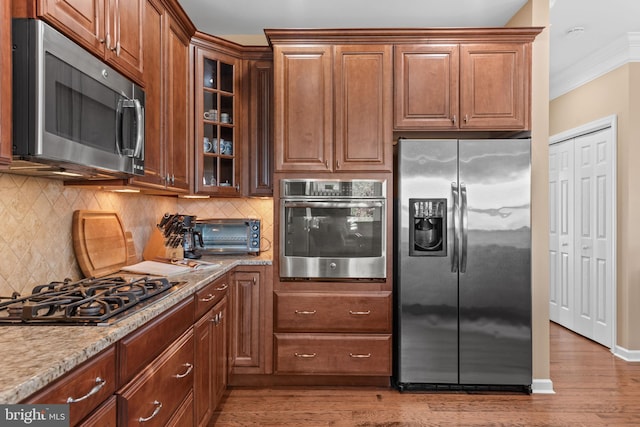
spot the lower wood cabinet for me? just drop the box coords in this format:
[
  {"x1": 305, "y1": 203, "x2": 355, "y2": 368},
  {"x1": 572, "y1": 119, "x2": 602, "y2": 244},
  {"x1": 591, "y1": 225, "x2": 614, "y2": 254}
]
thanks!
[
  {"x1": 78, "y1": 396, "x2": 117, "y2": 427},
  {"x1": 273, "y1": 290, "x2": 392, "y2": 377},
  {"x1": 117, "y1": 328, "x2": 194, "y2": 426},
  {"x1": 230, "y1": 265, "x2": 273, "y2": 376},
  {"x1": 23, "y1": 346, "x2": 117, "y2": 427},
  {"x1": 274, "y1": 333, "x2": 391, "y2": 375}
]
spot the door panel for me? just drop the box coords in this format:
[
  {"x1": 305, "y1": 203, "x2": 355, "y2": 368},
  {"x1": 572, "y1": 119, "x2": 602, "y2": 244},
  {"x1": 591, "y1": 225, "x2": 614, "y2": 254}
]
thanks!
[
  {"x1": 396, "y1": 139, "x2": 458, "y2": 384},
  {"x1": 458, "y1": 139, "x2": 531, "y2": 385}
]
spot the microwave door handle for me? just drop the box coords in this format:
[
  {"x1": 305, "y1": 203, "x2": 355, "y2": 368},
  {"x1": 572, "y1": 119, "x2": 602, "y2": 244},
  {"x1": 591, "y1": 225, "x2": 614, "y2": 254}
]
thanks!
[
  {"x1": 115, "y1": 99, "x2": 124, "y2": 156},
  {"x1": 132, "y1": 99, "x2": 144, "y2": 158},
  {"x1": 283, "y1": 201, "x2": 384, "y2": 209},
  {"x1": 115, "y1": 98, "x2": 144, "y2": 158}
]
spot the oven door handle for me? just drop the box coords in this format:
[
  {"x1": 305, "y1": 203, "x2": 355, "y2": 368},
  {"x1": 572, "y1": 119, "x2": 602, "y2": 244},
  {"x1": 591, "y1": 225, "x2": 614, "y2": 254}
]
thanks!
[{"x1": 282, "y1": 201, "x2": 384, "y2": 209}]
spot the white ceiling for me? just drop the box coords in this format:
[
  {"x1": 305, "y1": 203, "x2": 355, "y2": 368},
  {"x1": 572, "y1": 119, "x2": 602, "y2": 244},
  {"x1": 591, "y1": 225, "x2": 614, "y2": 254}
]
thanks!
[{"x1": 178, "y1": 0, "x2": 640, "y2": 99}]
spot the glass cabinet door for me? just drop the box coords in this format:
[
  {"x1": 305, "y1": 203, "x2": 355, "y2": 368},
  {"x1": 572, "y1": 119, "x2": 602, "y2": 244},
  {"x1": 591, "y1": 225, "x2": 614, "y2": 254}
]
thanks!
[{"x1": 196, "y1": 48, "x2": 239, "y2": 195}]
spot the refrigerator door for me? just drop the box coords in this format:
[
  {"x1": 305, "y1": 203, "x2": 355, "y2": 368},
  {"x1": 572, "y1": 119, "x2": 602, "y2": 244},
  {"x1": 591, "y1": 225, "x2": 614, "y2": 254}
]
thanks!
[
  {"x1": 396, "y1": 139, "x2": 459, "y2": 384},
  {"x1": 458, "y1": 139, "x2": 532, "y2": 385}
]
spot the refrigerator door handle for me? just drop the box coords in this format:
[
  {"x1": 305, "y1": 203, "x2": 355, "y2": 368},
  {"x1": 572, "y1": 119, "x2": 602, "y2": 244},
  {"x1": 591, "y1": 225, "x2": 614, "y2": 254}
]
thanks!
[
  {"x1": 451, "y1": 182, "x2": 459, "y2": 273},
  {"x1": 460, "y1": 182, "x2": 468, "y2": 273}
]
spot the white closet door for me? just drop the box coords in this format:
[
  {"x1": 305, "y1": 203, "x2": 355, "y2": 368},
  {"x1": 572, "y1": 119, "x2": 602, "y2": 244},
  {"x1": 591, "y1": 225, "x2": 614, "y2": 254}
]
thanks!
[
  {"x1": 548, "y1": 139, "x2": 575, "y2": 328},
  {"x1": 573, "y1": 128, "x2": 614, "y2": 347}
]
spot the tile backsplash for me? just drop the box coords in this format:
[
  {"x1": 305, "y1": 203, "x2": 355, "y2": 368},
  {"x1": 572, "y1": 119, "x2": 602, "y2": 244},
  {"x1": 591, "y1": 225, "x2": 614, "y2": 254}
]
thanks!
[{"x1": 0, "y1": 173, "x2": 273, "y2": 297}]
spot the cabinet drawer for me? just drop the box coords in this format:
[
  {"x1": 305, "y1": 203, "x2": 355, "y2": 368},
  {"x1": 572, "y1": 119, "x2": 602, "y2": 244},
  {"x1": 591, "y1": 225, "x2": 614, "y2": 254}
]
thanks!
[
  {"x1": 78, "y1": 395, "x2": 116, "y2": 427},
  {"x1": 23, "y1": 346, "x2": 116, "y2": 427},
  {"x1": 195, "y1": 273, "x2": 229, "y2": 319},
  {"x1": 275, "y1": 291, "x2": 391, "y2": 332},
  {"x1": 119, "y1": 297, "x2": 194, "y2": 383},
  {"x1": 118, "y1": 329, "x2": 194, "y2": 427},
  {"x1": 274, "y1": 333, "x2": 391, "y2": 375}
]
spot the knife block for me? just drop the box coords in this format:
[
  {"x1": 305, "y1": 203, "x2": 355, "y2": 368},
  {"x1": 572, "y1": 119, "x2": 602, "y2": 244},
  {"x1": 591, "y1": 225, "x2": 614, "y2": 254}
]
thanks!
[{"x1": 143, "y1": 228, "x2": 184, "y2": 261}]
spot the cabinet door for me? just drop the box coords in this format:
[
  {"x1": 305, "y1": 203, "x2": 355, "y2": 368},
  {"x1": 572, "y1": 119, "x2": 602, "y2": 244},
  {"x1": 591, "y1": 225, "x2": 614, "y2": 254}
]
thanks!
[
  {"x1": 248, "y1": 59, "x2": 274, "y2": 195},
  {"x1": 231, "y1": 270, "x2": 261, "y2": 370},
  {"x1": 459, "y1": 43, "x2": 529, "y2": 130},
  {"x1": 39, "y1": 0, "x2": 106, "y2": 56},
  {"x1": 134, "y1": 0, "x2": 165, "y2": 188},
  {"x1": 334, "y1": 45, "x2": 392, "y2": 171},
  {"x1": 105, "y1": 0, "x2": 144, "y2": 83},
  {"x1": 213, "y1": 297, "x2": 228, "y2": 407},
  {"x1": 394, "y1": 44, "x2": 459, "y2": 129},
  {"x1": 273, "y1": 45, "x2": 333, "y2": 172},
  {"x1": 194, "y1": 311, "x2": 214, "y2": 427},
  {"x1": 166, "y1": 19, "x2": 190, "y2": 192},
  {"x1": 0, "y1": 0, "x2": 11, "y2": 165},
  {"x1": 194, "y1": 47, "x2": 241, "y2": 195}
]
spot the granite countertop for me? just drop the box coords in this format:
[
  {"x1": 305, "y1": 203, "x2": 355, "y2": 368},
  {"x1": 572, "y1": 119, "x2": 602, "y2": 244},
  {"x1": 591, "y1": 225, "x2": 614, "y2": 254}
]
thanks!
[{"x1": 0, "y1": 255, "x2": 272, "y2": 404}]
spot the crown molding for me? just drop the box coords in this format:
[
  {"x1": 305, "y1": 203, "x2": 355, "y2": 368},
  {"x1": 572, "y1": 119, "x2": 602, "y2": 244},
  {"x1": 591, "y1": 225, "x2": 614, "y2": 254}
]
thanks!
[{"x1": 550, "y1": 32, "x2": 640, "y2": 100}]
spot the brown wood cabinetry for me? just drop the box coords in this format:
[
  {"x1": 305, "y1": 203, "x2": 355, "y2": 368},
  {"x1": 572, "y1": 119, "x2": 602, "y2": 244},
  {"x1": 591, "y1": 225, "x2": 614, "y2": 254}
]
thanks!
[
  {"x1": 117, "y1": 328, "x2": 194, "y2": 426},
  {"x1": 193, "y1": 40, "x2": 242, "y2": 195},
  {"x1": 194, "y1": 275, "x2": 229, "y2": 427},
  {"x1": 77, "y1": 396, "x2": 116, "y2": 427},
  {"x1": 334, "y1": 45, "x2": 393, "y2": 171},
  {"x1": 229, "y1": 265, "x2": 273, "y2": 376},
  {"x1": 275, "y1": 291, "x2": 392, "y2": 333},
  {"x1": 246, "y1": 57, "x2": 274, "y2": 196},
  {"x1": 132, "y1": 0, "x2": 190, "y2": 193},
  {"x1": 23, "y1": 346, "x2": 117, "y2": 427},
  {"x1": 270, "y1": 38, "x2": 392, "y2": 173},
  {"x1": 37, "y1": 0, "x2": 144, "y2": 84},
  {"x1": 394, "y1": 30, "x2": 540, "y2": 131},
  {"x1": 0, "y1": 0, "x2": 11, "y2": 165},
  {"x1": 274, "y1": 334, "x2": 391, "y2": 375}
]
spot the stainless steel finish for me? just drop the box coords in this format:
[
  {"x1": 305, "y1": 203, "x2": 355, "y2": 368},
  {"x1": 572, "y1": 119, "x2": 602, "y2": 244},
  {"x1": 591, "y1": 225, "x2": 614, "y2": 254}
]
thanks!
[
  {"x1": 194, "y1": 218, "x2": 261, "y2": 255},
  {"x1": 11, "y1": 19, "x2": 145, "y2": 178},
  {"x1": 395, "y1": 138, "x2": 531, "y2": 389},
  {"x1": 279, "y1": 179, "x2": 387, "y2": 280}
]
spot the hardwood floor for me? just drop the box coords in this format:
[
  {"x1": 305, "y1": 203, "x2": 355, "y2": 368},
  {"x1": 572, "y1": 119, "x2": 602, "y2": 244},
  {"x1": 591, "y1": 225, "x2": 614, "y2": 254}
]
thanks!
[{"x1": 210, "y1": 323, "x2": 640, "y2": 426}]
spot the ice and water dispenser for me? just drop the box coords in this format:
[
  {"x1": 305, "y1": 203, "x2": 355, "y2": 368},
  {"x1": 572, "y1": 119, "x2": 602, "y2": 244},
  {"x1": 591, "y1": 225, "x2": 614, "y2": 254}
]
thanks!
[{"x1": 409, "y1": 199, "x2": 446, "y2": 256}]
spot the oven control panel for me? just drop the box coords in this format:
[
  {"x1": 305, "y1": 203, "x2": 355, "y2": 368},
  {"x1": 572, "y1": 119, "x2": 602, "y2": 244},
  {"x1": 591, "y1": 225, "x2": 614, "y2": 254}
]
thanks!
[{"x1": 281, "y1": 179, "x2": 386, "y2": 198}]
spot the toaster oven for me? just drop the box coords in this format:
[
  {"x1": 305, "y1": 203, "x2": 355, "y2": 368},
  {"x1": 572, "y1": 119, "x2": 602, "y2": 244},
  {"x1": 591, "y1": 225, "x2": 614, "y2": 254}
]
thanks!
[{"x1": 194, "y1": 218, "x2": 261, "y2": 255}]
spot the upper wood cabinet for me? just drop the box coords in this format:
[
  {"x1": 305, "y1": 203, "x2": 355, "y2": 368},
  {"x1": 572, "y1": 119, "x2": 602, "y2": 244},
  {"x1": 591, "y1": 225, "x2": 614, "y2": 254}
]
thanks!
[
  {"x1": 271, "y1": 41, "x2": 392, "y2": 173},
  {"x1": 38, "y1": 0, "x2": 144, "y2": 84},
  {"x1": 394, "y1": 40, "x2": 534, "y2": 131},
  {"x1": 193, "y1": 43, "x2": 242, "y2": 195},
  {"x1": 273, "y1": 45, "x2": 333, "y2": 172},
  {"x1": 246, "y1": 57, "x2": 274, "y2": 196},
  {"x1": 0, "y1": 0, "x2": 11, "y2": 166},
  {"x1": 334, "y1": 45, "x2": 393, "y2": 171},
  {"x1": 132, "y1": 0, "x2": 190, "y2": 193}
]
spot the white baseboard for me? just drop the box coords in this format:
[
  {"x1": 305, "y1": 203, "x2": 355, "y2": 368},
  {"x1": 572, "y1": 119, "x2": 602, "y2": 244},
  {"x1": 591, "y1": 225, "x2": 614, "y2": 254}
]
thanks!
[
  {"x1": 531, "y1": 379, "x2": 555, "y2": 394},
  {"x1": 613, "y1": 345, "x2": 640, "y2": 362}
]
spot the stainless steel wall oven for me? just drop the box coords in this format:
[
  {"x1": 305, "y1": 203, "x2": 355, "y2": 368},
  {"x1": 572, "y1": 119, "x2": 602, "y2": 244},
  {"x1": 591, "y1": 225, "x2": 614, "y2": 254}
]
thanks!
[{"x1": 280, "y1": 179, "x2": 387, "y2": 280}]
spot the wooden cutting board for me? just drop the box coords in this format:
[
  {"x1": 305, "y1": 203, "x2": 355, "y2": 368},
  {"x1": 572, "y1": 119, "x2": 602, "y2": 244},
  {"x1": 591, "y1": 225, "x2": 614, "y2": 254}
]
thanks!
[{"x1": 72, "y1": 210, "x2": 127, "y2": 278}]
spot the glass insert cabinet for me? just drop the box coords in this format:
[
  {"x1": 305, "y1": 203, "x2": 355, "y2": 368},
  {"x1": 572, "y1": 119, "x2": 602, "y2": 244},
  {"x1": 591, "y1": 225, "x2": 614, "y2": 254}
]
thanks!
[{"x1": 194, "y1": 46, "x2": 240, "y2": 195}]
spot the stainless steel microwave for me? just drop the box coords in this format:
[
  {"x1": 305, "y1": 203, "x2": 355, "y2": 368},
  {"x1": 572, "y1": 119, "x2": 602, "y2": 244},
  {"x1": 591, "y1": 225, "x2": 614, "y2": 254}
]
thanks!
[
  {"x1": 10, "y1": 19, "x2": 145, "y2": 178},
  {"x1": 194, "y1": 219, "x2": 261, "y2": 255}
]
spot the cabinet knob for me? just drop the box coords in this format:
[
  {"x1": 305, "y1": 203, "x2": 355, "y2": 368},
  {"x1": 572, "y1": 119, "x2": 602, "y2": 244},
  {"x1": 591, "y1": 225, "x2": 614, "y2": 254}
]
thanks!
[
  {"x1": 452, "y1": 115, "x2": 457, "y2": 125},
  {"x1": 464, "y1": 114, "x2": 469, "y2": 123}
]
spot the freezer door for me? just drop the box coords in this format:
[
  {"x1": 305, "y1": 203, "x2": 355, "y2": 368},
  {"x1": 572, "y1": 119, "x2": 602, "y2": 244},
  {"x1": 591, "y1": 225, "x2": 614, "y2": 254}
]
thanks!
[
  {"x1": 458, "y1": 139, "x2": 532, "y2": 386},
  {"x1": 396, "y1": 139, "x2": 459, "y2": 384}
]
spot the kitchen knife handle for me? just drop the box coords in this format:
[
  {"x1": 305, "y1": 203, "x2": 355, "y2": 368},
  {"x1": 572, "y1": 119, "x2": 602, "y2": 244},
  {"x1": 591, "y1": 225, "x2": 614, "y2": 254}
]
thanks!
[
  {"x1": 451, "y1": 182, "x2": 459, "y2": 273},
  {"x1": 460, "y1": 183, "x2": 468, "y2": 274}
]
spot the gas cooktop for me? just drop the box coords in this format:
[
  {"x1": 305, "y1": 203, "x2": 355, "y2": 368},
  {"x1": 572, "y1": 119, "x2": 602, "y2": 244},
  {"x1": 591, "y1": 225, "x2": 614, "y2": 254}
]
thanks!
[{"x1": 0, "y1": 276, "x2": 186, "y2": 326}]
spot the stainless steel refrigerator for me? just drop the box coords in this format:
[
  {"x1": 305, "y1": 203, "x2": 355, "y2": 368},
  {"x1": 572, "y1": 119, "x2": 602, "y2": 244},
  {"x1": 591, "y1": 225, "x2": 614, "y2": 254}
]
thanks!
[{"x1": 394, "y1": 138, "x2": 532, "y2": 391}]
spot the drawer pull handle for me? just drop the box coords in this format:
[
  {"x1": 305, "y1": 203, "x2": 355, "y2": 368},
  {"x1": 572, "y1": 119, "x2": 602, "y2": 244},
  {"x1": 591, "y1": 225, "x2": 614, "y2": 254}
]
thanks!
[
  {"x1": 174, "y1": 363, "x2": 193, "y2": 379},
  {"x1": 200, "y1": 294, "x2": 216, "y2": 302},
  {"x1": 295, "y1": 310, "x2": 317, "y2": 315},
  {"x1": 139, "y1": 400, "x2": 162, "y2": 423},
  {"x1": 66, "y1": 377, "x2": 106, "y2": 403},
  {"x1": 349, "y1": 353, "x2": 372, "y2": 358},
  {"x1": 294, "y1": 352, "x2": 317, "y2": 358},
  {"x1": 215, "y1": 283, "x2": 228, "y2": 291},
  {"x1": 349, "y1": 310, "x2": 371, "y2": 316}
]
